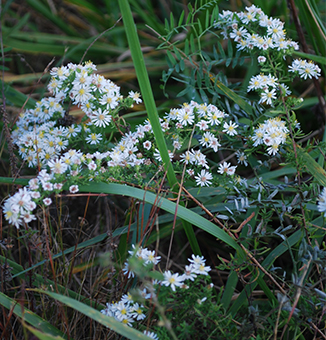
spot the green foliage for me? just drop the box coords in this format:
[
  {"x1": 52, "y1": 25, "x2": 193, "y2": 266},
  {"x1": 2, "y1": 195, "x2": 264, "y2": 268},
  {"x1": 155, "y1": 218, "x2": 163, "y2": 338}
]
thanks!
[{"x1": 0, "y1": 0, "x2": 325, "y2": 339}]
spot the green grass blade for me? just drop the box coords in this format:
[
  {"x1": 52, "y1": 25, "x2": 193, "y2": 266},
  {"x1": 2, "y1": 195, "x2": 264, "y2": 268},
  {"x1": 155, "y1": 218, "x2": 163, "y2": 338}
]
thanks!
[
  {"x1": 0, "y1": 292, "x2": 68, "y2": 339},
  {"x1": 298, "y1": 147, "x2": 326, "y2": 186},
  {"x1": 118, "y1": 0, "x2": 201, "y2": 255},
  {"x1": 79, "y1": 182, "x2": 243, "y2": 255},
  {"x1": 228, "y1": 229, "x2": 304, "y2": 316},
  {"x1": 0, "y1": 79, "x2": 36, "y2": 108},
  {"x1": 41, "y1": 291, "x2": 151, "y2": 340},
  {"x1": 292, "y1": 51, "x2": 326, "y2": 65},
  {"x1": 24, "y1": 324, "x2": 66, "y2": 340},
  {"x1": 212, "y1": 76, "x2": 253, "y2": 115},
  {"x1": 26, "y1": 0, "x2": 78, "y2": 36},
  {"x1": 117, "y1": 0, "x2": 175, "y2": 188}
]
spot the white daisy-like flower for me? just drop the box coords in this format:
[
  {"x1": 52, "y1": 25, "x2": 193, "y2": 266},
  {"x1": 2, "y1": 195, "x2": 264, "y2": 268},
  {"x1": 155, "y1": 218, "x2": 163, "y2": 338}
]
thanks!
[
  {"x1": 69, "y1": 185, "x2": 79, "y2": 194},
  {"x1": 188, "y1": 254, "x2": 205, "y2": 266},
  {"x1": 90, "y1": 108, "x2": 112, "y2": 128},
  {"x1": 48, "y1": 158, "x2": 68, "y2": 175},
  {"x1": 236, "y1": 151, "x2": 248, "y2": 166},
  {"x1": 162, "y1": 271, "x2": 185, "y2": 292},
  {"x1": 128, "y1": 90, "x2": 142, "y2": 104},
  {"x1": 223, "y1": 121, "x2": 238, "y2": 136},
  {"x1": 258, "y1": 56, "x2": 266, "y2": 63},
  {"x1": 218, "y1": 161, "x2": 237, "y2": 175},
  {"x1": 177, "y1": 109, "x2": 195, "y2": 126},
  {"x1": 43, "y1": 198, "x2": 52, "y2": 206},
  {"x1": 259, "y1": 88, "x2": 277, "y2": 105},
  {"x1": 143, "y1": 330, "x2": 159, "y2": 339},
  {"x1": 86, "y1": 132, "x2": 103, "y2": 145},
  {"x1": 194, "y1": 170, "x2": 213, "y2": 187},
  {"x1": 143, "y1": 140, "x2": 152, "y2": 150}
]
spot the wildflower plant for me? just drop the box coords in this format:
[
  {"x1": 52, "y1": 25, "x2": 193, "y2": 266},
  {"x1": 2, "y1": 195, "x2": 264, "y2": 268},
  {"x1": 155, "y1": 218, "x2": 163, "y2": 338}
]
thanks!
[
  {"x1": 101, "y1": 245, "x2": 240, "y2": 339},
  {"x1": 1, "y1": 1, "x2": 325, "y2": 340}
]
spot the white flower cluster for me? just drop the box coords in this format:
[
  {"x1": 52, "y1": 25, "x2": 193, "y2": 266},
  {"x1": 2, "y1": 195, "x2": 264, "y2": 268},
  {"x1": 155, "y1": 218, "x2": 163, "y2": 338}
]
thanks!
[
  {"x1": 101, "y1": 295, "x2": 147, "y2": 328},
  {"x1": 252, "y1": 117, "x2": 289, "y2": 155},
  {"x1": 3, "y1": 187, "x2": 37, "y2": 227},
  {"x1": 122, "y1": 245, "x2": 162, "y2": 278},
  {"x1": 12, "y1": 61, "x2": 141, "y2": 167},
  {"x1": 214, "y1": 5, "x2": 320, "y2": 107},
  {"x1": 4, "y1": 62, "x2": 256, "y2": 229},
  {"x1": 289, "y1": 59, "x2": 321, "y2": 80},
  {"x1": 3, "y1": 147, "x2": 88, "y2": 228},
  {"x1": 11, "y1": 98, "x2": 74, "y2": 167},
  {"x1": 162, "y1": 254, "x2": 211, "y2": 291},
  {"x1": 247, "y1": 74, "x2": 291, "y2": 106},
  {"x1": 11, "y1": 60, "x2": 240, "y2": 186},
  {"x1": 215, "y1": 5, "x2": 299, "y2": 53},
  {"x1": 101, "y1": 246, "x2": 211, "y2": 338},
  {"x1": 317, "y1": 187, "x2": 326, "y2": 217}
]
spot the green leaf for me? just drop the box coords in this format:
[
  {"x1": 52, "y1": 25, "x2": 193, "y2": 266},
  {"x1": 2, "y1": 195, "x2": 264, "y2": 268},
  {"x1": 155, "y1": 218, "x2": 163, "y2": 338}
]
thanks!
[
  {"x1": 0, "y1": 292, "x2": 68, "y2": 339},
  {"x1": 166, "y1": 50, "x2": 176, "y2": 66},
  {"x1": 178, "y1": 10, "x2": 185, "y2": 26},
  {"x1": 0, "y1": 79, "x2": 36, "y2": 108},
  {"x1": 292, "y1": 51, "x2": 326, "y2": 65},
  {"x1": 118, "y1": 0, "x2": 201, "y2": 255},
  {"x1": 24, "y1": 324, "x2": 66, "y2": 340},
  {"x1": 212, "y1": 78, "x2": 253, "y2": 115},
  {"x1": 190, "y1": 33, "x2": 196, "y2": 54},
  {"x1": 299, "y1": 147, "x2": 326, "y2": 186},
  {"x1": 78, "y1": 182, "x2": 243, "y2": 255}
]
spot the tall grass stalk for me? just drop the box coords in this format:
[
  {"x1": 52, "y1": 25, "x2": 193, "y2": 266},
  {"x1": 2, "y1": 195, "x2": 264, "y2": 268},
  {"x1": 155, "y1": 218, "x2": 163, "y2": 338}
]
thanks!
[{"x1": 118, "y1": 0, "x2": 201, "y2": 255}]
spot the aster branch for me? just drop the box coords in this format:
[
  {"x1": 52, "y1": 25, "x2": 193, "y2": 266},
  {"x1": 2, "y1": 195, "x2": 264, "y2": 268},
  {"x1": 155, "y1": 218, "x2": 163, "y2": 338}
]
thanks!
[{"x1": 287, "y1": 0, "x2": 326, "y2": 117}]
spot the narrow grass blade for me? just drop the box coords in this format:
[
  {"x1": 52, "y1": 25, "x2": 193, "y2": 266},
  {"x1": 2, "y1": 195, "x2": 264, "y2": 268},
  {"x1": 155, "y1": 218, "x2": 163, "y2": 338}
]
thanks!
[
  {"x1": 0, "y1": 292, "x2": 68, "y2": 339},
  {"x1": 211, "y1": 76, "x2": 253, "y2": 115},
  {"x1": 0, "y1": 79, "x2": 36, "y2": 109},
  {"x1": 298, "y1": 146, "x2": 326, "y2": 186},
  {"x1": 41, "y1": 291, "x2": 151, "y2": 340},
  {"x1": 79, "y1": 182, "x2": 243, "y2": 255},
  {"x1": 118, "y1": 0, "x2": 201, "y2": 254},
  {"x1": 23, "y1": 324, "x2": 66, "y2": 340},
  {"x1": 228, "y1": 229, "x2": 304, "y2": 315},
  {"x1": 26, "y1": 0, "x2": 78, "y2": 36}
]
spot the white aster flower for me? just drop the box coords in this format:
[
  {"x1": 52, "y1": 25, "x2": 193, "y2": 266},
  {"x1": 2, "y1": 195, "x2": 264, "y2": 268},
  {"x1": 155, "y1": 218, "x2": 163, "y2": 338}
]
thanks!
[
  {"x1": 143, "y1": 330, "x2": 159, "y2": 339},
  {"x1": 162, "y1": 270, "x2": 185, "y2": 292},
  {"x1": 236, "y1": 150, "x2": 248, "y2": 166},
  {"x1": 43, "y1": 198, "x2": 52, "y2": 206},
  {"x1": 218, "y1": 161, "x2": 237, "y2": 175},
  {"x1": 259, "y1": 88, "x2": 277, "y2": 105},
  {"x1": 69, "y1": 185, "x2": 79, "y2": 194},
  {"x1": 86, "y1": 133, "x2": 102, "y2": 145},
  {"x1": 223, "y1": 121, "x2": 238, "y2": 136},
  {"x1": 128, "y1": 90, "x2": 142, "y2": 104},
  {"x1": 143, "y1": 140, "x2": 152, "y2": 150},
  {"x1": 194, "y1": 170, "x2": 213, "y2": 187},
  {"x1": 90, "y1": 108, "x2": 112, "y2": 128}
]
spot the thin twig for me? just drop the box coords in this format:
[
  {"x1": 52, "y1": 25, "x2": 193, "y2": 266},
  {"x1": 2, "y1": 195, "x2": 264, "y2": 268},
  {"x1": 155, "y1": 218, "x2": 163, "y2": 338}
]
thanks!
[{"x1": 79, "y1": 17, "x2": 122, "y2": 65}]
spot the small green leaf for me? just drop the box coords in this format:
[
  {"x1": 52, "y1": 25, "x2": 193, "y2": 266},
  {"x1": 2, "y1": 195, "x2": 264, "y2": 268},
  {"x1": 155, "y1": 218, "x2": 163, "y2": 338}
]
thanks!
[
  {"x1": 292, "y1": 51, "x2": 326, "y2": 65},
  {"x1": 178, "y1": 10, "x2": 185, "y2": 26}
]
